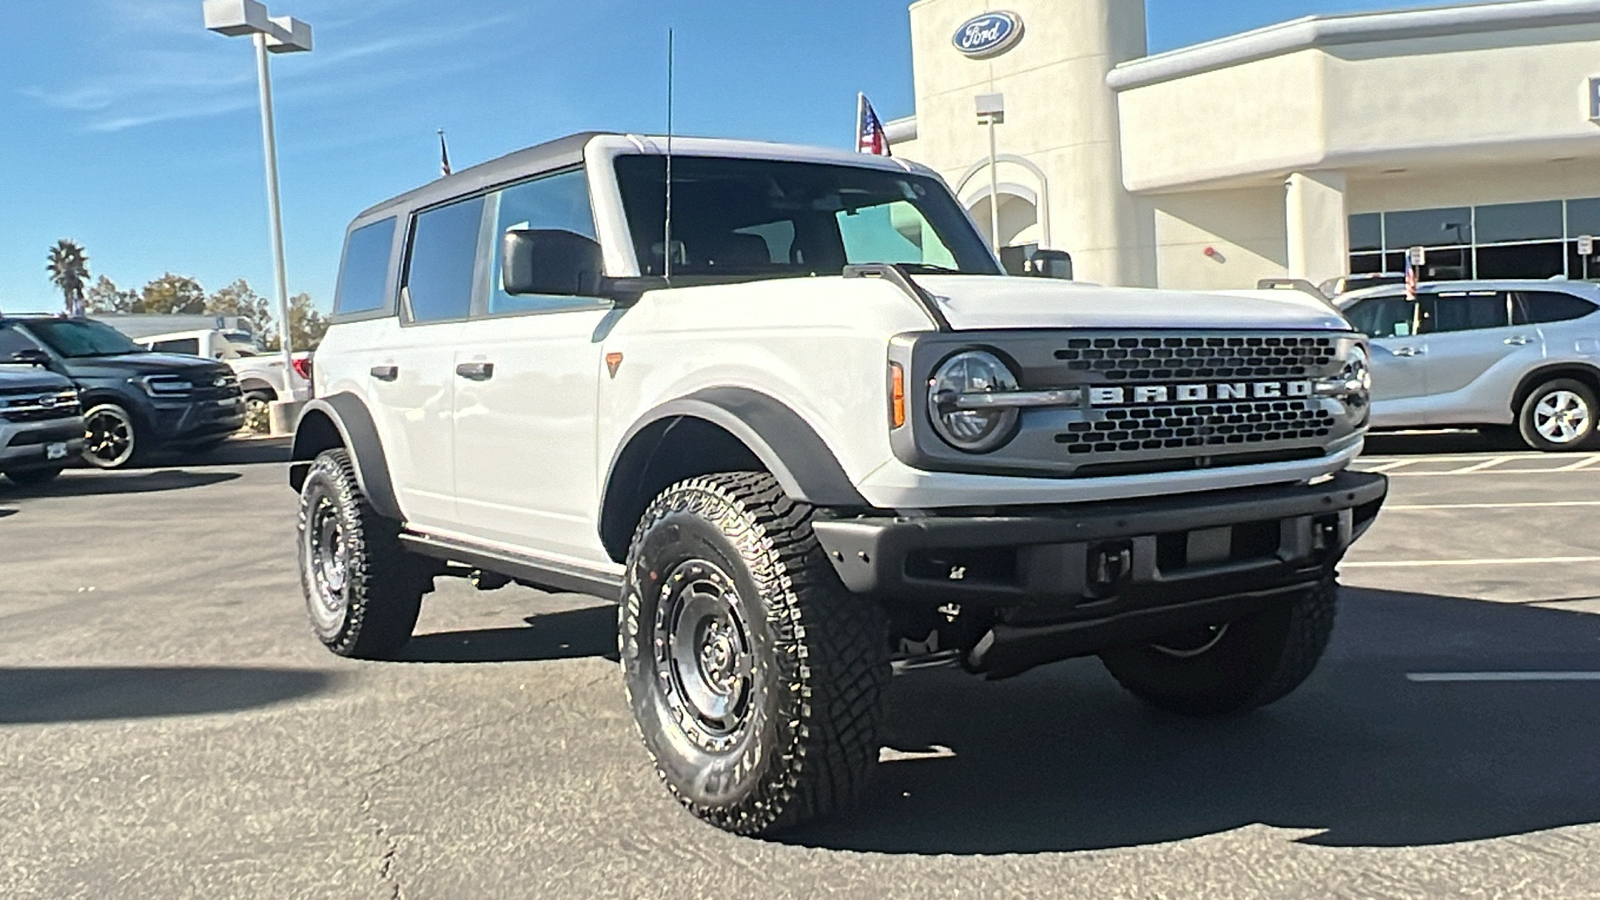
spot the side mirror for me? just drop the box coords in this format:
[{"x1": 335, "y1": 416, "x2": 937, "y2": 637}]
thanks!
[
  {"x1": 11, "y1": 349, "x2": 52, "y2": 367},
  {"x1": 502, "y1": 229, "x2": 605, "y2": 297},
  {"x1": 1024, "y1": 250, "x2": 1074, "y2": 281}
]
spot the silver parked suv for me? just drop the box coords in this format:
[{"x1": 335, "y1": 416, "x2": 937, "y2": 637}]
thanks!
[{"x1": 1339, "y1": 281, "x2": 1600, "y2": 450}]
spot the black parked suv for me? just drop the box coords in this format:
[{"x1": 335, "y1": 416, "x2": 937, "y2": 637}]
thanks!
[{"x1": 0, "y1": 317, "x2": 244, "y2": 468}]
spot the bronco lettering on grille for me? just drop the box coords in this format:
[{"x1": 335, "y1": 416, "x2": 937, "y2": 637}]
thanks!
[{"x1": 1089, "y1": 381, "x2": 1314, "y2": 407}]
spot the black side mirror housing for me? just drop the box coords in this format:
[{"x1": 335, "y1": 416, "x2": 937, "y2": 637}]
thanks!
[
  {"x1": 1024, "y1": 250, "x2": 1074, "y2": 281},
  {"x1": 502, "y1": 229, "x2": 606, "y2": 297},
  {"x1": 11, "y1": 349, "x2": 52, "y2": 367}
]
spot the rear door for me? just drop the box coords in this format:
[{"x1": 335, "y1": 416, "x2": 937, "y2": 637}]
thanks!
[
  {"x1": 1341, "y1": 293, "x2": 1428, "y2": 426},
  {"x1": 369, "y1": 196, "x2": 484, "y2": 530},
  {"x1": 451, "y1": 168, "x2": 614, "y2": 563},
  {"x1": 1416, "y1": 290, "x2": 1535, "y2": 424}
]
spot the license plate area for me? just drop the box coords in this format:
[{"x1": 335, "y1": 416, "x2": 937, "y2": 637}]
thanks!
[{"x1": 46, "y1": 442, "x2": 69, "y2": 460}]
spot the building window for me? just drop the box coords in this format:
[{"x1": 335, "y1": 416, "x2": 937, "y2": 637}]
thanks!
[{"x1": 1348, "y1": 198, "x2": 1600, "y2": 282}]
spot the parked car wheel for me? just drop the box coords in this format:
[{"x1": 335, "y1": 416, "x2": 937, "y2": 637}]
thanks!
[
  {"x1": 1518, "y1": 379, "x2": 1598, "y2": 452},
  {"x1": 81, "y1": 402, "x2": 139, "y2": 469},
  {"x1": 1099, "y1": 576, "x2": 1338, "y2": 717},
  {"x1": 297, "y1": 448, "x2": 434, "y2": 659},
  {"x1": 619, "y1": 472, "x2": 890, "y2": 836},
  {"x1": 3, "y1": 466, "x2": 64, "y2": 486}
]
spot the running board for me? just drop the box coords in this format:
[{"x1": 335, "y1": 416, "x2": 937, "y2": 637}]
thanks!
[{"x1": 398, "y1": 532, "x2": 623, "y2": 600}]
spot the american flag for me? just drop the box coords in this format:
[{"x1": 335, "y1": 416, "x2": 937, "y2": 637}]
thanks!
[
  {"x1": 1404, "y1": 249, "x2": 1420, "y2": 300},
  {"x1": 438, "y1": 128, "x2": 453, "y2": 178},
  {"x1": 856, "y1": 93, "x2": 891, "y2": 157}
]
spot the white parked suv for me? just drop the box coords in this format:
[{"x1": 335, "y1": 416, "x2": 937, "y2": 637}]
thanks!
[{"x1": 290, "y1": 133, "x2": 1387, "y2": 835}]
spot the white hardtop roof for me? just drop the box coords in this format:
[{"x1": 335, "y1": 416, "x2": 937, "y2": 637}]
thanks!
[{"x1": 1108, "y1": 0, "x2": 1600, "y2": 91}]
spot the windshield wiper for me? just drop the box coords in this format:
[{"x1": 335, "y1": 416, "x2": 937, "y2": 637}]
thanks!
[{"x1": 895, "y1": 263, "x2": 968, "y2": 275}]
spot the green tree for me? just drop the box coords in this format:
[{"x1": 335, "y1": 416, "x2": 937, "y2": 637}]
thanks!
[
  {"x1": 261, "y1": 293, "x2": 329, "y2": 351},
  {"x1": 205, "y1": 279, "x2": 272, "y2": 337},
  {"x1": 136, "y1": 273, "x2": 207, "y2": 315},
  {"x1": 84, "y1": 275, "x2": 138, "y2": 314},
  {"x1": 46, "y1": 240, "x2": 90, "y2": 315}
]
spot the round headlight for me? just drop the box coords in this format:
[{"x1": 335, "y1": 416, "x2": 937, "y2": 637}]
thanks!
[{"x1": 927, "y1": 350, "x2": 1020, "y2": 453}]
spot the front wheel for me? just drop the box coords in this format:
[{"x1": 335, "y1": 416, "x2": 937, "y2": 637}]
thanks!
[
  {"x1": 1518, "y1": 379, "x2": 1598, "y2": 452},
  {"x1": 81, "y1": 402, "x2": 139, "y2": 469},
  {"x1": 1099, "y1": 577, "x2": 1339, "y2": 717},
  {"x1": 4, "y1": 466, "x2": 64, "y2": 486},
  {"x1": 619, "y1": 472, "x2": 890, "y2": 836},
  {"x1": 297, "y1": 448, "x2": 433, "y2": 659}
]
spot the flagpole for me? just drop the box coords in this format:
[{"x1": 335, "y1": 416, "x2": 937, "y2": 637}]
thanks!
[{"x1": 856, "y1": 92, "x2": 865, "y2": 151}]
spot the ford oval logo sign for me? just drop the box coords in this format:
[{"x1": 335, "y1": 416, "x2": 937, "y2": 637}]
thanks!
[{"x1": 953, "y1": 11, "x2": 1023, "y2": 59}]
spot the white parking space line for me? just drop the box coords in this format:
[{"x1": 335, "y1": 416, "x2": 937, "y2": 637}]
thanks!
[
  {"x1": 1385, "y1": 501, "x2": 1600, "y2": 511},
  {"x1": 1382, "y1": 467, "x2": 1600, "y2": 477},
  {"x1": 1407, "y1": 672, "x2": 1600, "y2": 683},
  {"x1": 1363, "y1": 459, "x2": 1422, "y2": 473},
  {"x1": 1447, "y1": 457, "x2": 1512, "y2": 474},
  {"x1": 1555, "y1": 456, "x2": 1600, "y2": 472},
  {"x1": 1343, "y1": 556, "x2": 1600, "y2": 568}
]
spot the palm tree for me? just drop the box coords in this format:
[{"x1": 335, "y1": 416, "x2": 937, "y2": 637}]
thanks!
[{"x1": 46, "y1": 240, "x2": 90, "y2": 316}]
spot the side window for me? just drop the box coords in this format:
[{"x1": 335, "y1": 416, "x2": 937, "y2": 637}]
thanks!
[
  {"x1": 1515, "y1": 291, "x2": 1598, "y2": 325},
  {"x1": 334, "y1": 217, "x2": 397, "y2": 316},
  {"x1": 0, "y1": 325, "x2": 42, "y2": 358},
  {"x1": 488, "y1": 170, "x2": 597, "y2": 315},
  {"x1": 1344, "y1": 296, "x2": 1415, "y2": 339},
  {"x1": 405, "y1": 197, "x2": 485, "y2": 323},
  {"x1": 150, "y1": 338, "x2": 201, "y2": 355},
  {"x1": 1424, "y1": 292, "x2": 1511, "y2": 334}
]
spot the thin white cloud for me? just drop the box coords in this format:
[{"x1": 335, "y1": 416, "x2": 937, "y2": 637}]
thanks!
[{"x1": 24, "y1": 5, "x2": 523, "y2": 134}]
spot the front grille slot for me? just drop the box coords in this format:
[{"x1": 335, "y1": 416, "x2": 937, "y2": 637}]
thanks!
[
  {"x1": 1054, "y1": 400, "x2": 1336, "y2": 455},
  {"x1": 1054, "y1": 335, "x2": 1336, "y2": 382}
]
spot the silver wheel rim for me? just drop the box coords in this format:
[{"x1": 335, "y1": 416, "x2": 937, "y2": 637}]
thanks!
[
  {"x1": 1150, "y1": 623, "x2": 1230, "y2": 659},
  {"x1": 82, "y1": 405, "x2": 134, "y2": 468},
  {"x1": 306, "y1": 495, "x2": 350, "y2": 633},
  {"x1": 1534, "y1": 390, "x2": 1592, "y2": 444}
]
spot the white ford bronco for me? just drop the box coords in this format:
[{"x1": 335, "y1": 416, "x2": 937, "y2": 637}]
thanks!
[{"x1": 290, "y1": 133, "x2": 1387, "y2": 835}]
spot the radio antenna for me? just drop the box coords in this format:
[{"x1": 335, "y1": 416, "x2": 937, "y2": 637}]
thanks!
[{"x1": 664, "y1": 28, "x2": 675, "y2": 282}]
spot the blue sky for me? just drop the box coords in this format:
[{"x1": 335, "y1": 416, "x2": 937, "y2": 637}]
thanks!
[{"x1": 0, "y1": 0, "x2": 1434, "y2": 314}]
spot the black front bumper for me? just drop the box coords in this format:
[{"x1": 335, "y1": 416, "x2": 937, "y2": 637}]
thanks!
[
  {"x1": 812, "y1": 470, "x2": 1387, "y2": 674},
  {"x1": 148, "y1": 396, "x2": 245, "y2": 445}
]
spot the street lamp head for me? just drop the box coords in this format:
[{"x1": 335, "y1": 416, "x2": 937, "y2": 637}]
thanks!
[
  {"x1": 267, "y1": 16, "x2": 313, "y2": 53},
  {"x1": 203, "y1": 0, "x2": 271, "y2": 36}
]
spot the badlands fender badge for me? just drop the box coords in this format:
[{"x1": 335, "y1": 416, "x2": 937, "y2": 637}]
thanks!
[{"x1": 1089, "y1": 381, "x2": 1314, "y2": 407}]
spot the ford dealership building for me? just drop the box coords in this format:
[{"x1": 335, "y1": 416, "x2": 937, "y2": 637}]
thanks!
[{"x1": 886, "y1": 0, "x2": 1600, "y2": 291}]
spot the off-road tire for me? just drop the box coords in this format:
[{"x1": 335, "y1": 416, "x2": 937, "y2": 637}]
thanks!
[
  {"x1": 3, "y1": 466, "x2": 64, "y2": 486},
  {"x1": 619, "y1": 472, "x2": 891, "y2": 836},
  {"x1": 1099, "y1": 576, "x2": 1338, "y2": 717},
  {"x1": 297, "y1": 448, "x2": 432, "y2": 659},
  {"x1": 1517, "y1": 378, "x2": 1598, "y2": 452}
]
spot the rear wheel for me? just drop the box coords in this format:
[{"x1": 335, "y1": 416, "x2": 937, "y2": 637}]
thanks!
[
  {"x1": 4, "y1": 466, "x2": 64, "y2": 486},
  {"x1": 1518, "y1": 379, "x2": 1598, "y2": 452},
  {"x1": 297, "y1": 448, "x2": 433, "y2": 659},
  {"x1": 81, "y1": 402, "x2": 139, "y2": 469},
  {"x1": 619, "y1": 472, "x2": 890, "y2": 835},
  {"x1": 1099, "y1": 576, "x2": 1338, "y2": 717}
]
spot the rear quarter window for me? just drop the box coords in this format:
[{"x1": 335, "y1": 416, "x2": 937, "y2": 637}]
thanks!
[
  {"x1": 1516, "y1": 291, "x2": 1598, "y2": 325},
  {"x1": 333, "y1": 217, "x2": 398, "y2": 317}
]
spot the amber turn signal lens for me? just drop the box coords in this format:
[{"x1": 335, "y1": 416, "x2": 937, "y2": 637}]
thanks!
[{"x1": 890, "y1": 362, "x2": 906, "y2": 428}]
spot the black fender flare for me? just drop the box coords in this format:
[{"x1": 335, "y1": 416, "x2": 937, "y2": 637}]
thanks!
[
  {"x1": 600, "y1": 388, "x2": 868, "y2": 549},
  {"x1": 288, "y1": 393, "x2": 403, "y2": 521}
]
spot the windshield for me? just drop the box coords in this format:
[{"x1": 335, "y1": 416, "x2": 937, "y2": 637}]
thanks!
[
  {"x1": 24, "y1": 319, "x2": 145, "y2": 358},
  {"x1": 614, "y1": 156, "x2": 1000, "y2": 279}
]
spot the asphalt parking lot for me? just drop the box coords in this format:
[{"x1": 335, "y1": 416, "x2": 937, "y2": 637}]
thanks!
[{"x1": 3, "y1": 435, "x2": 1599, "y2": 899}]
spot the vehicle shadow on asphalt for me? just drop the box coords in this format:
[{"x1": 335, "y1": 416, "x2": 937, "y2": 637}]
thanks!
[
  {"x1": 0, "y1": 508, "x2": 15, "y2": 519},
  {"x1": 0, "y1": 666, "x2": 340, "y2": 724},
  {"x1": 0, "y1": 469, "x2": 240, "y2": 499},
  {"x1": 121, "y1": 436, "x2": 292, "y2": 470},
  {"x1": 399, "y1": 605, "x2": 619, "y2": 664},
  {"x1": 1365, "y1": 429, "x2": 1528, "y2": 455},
  {"x1": 785, "y1": 587, "x2": 1600, "y2": 854}
]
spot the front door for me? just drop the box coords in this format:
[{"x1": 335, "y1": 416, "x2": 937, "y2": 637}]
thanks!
[
  {"x1": 1342, "y1": 293, "x2": 1429, "y2": 427},
  {"x1": 450, "y1": 168, "x2": 614, "y2": 565}
]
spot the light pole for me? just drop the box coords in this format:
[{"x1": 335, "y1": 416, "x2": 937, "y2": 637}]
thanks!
[
  {"x1": 975, "y1": 93, "x2": 1006, "y2": 256},
  {"x1": 204, "y1": 0, "x2": 312, "y2": 418}
]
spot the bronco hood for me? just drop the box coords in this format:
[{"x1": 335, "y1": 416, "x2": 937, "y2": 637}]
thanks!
[{"x1": 911, "y1": 276, "x2": 1351, "y2": 332}]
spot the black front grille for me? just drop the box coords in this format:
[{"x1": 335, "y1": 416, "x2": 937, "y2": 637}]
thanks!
[
  {"x1": 1055, "y1": 399, "x2": 1337, "y2": 456},
  {"x1": 1054, "y1": 335, "x2": 1336, "y2": 382},
  {"x1": 0, "y1": 392, "x2": 80, "y2": 423}
]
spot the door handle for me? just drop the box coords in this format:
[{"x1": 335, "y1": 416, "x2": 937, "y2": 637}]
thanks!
[
  {"x1": 1504, "y1": 336, "x2": 1534, "y2": 346},
  {"x1": 455, "y1": 362, "x2": 495, "y2": 381},
  {"x1": 370, "y1": 365, "x2": 399, "y2": 382},
  {"x1": 1393, "y1": 347, "x2": 1422, "y2": 358}
]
